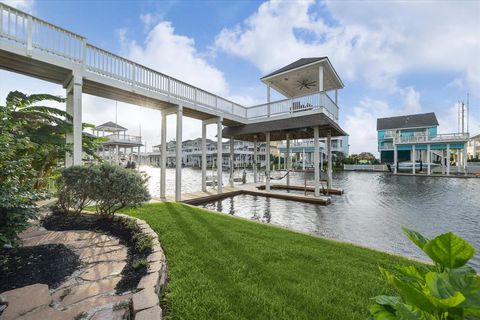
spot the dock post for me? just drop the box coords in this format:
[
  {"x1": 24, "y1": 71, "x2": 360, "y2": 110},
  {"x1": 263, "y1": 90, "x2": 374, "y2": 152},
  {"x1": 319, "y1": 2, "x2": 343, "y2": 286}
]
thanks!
[
  {"x1": 266, "y1": 132, "x2": 271, "y2": 192},
  {"x1": 175, "y1": 106, "x2": 183, "y2": 201},
  {"x1": 201, "y1": 122, "x2": 207, "y2": 192},
  {"x1": 427, "y1": 144, "x2": 431, "y2": 175},
  {"x1": 314, "y1": 127, "x2": 320, "y2": 197},
  {"x1": 229, "y1": 138, "x2": 234, "y2": 187},
  {"x1": 446, "y1": 144, "x2": 450, "y2": 175},
  {"x1": 286, "y1": 133, "x2": 291, "y2": 187},
  {"x1": 217, "y1": 118, "x2": 223, "y2": 194},
  {"x1": 160, "y1": 112, "x2": 167, "y2": 199},
  {"x1": 254, "y1": 138, "x2": 258, "y2": 183},
  {"x1": 327, "y1": 132, "x2": 332, "y2": 189},
  {"x1": 412, "y1": 145, "x2": 416, "y2": 175}
]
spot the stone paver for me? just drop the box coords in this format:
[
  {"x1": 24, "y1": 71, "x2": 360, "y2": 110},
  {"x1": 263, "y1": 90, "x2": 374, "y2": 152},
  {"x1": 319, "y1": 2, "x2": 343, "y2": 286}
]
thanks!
[
  {"x1": 54, "y1": 277, "x2": 122, "y2": 307},
  {"x1": 79, "y1": 261, "x2": 127, "y2": 281},
  {"x1": 137, "y1": 272, "x2": 159, "y2": 290},
  {"x1": 78, "y1": 245, "x2": 125, "y2": 259},
  {"x1": 0, "y1": 284, "x2": 51, "y2": 320},
  {"x1": 132, "y1": 288, "x2": 159, "y2": 313},
  {"x1": 135, "y1": 305, "x2": 162, "y2": 320},
  {"x1": 82, "y1": 249, "x2": 128, "y2": 263},
  {"x1": 17, "y1": 306, "x2": 79, "y2": 320}
]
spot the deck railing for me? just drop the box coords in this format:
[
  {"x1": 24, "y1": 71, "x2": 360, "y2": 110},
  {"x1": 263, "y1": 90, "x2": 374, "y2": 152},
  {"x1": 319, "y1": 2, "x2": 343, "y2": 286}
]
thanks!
[
  {"x1": 0, "y1": 3, "x2": 340, "y2": 124},
  {"x1": 397, "y1": 133, "x2": 469, "y2": 144},
  {"x1": 103, "y1": 134, "x2": 142, "y2": 144}
]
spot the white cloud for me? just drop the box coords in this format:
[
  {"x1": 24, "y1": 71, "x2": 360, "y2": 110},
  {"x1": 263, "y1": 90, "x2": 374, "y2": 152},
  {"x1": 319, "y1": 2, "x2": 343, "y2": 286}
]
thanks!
[
  {"x1": 214, "y1": 0, "x2": 480, "y2": 93},
  {"x1": 3, "y1": 0, "x2": 35, "y2": 13}
]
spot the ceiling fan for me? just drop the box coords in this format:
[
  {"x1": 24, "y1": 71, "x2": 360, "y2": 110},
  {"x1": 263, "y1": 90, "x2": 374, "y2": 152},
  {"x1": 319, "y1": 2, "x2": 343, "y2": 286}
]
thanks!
[{"x1": 295, "y1": 79, "x2": 317, "y2": 90}]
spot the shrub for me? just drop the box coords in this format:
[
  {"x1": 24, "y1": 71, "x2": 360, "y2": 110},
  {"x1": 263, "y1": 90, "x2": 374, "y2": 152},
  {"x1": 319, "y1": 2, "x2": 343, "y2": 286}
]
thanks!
[
  {"x1": 56, "y1": 166, "x2": 95, "y2": 214},
  {"x1": 89, "y1": 163, "x2": 150, "y2": 215},
  {"x1": 369, "y1": 228, "x2": 480, "y2": 319}
]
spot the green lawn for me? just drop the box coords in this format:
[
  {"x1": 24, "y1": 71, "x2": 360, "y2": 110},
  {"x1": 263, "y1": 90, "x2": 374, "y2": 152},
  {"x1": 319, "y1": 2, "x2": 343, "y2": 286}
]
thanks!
[{"x1": 121, "y1": 202, "x2": 413, "y2": 320}]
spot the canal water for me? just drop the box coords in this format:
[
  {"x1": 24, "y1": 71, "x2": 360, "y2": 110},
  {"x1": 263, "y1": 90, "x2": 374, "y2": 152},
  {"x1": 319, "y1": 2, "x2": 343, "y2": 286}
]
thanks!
[{"x1": 141, "y1": 166, "x2": 480, "y2": 270}]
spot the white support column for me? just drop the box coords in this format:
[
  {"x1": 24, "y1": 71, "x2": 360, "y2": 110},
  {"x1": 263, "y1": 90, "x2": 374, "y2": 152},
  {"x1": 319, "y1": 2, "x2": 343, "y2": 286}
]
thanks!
[
  {"x1": 463, "y1": 143, "x2": 468, "y2": 176},
  {"x1": 265, "y1": 132, "x2": 271, "y2": 191},
  {"x1": 327, "y1": 133, "x2": 332, "y2": 188},
  {"x1": 201, "y1": 122, "x2": 207, "y2": 192},
  {"x1": 427, "y1": 144, "x2": 431, "y2": 175},
  {"x1": 229, "y1": 138, "x2": 234, "y2": 187},
  {"x1": 175, "y1": 106, "x2": 183, "y2": 201},
  {"x1": 65, "y1": 72, "x2": 83, "y2": 167},
  {"x1": 320, "y1": 148, "x2": 323, "y2": 171},
  {"x1": 116, "y1": 145, "x2": 119, "y2": 164},
  {"x1": 160, "y1": 112, "x2": 167, "y2": 199},
  {"x1": 267, "y1": 84, "x2": 271, "y2": 117},
  {"x1": 286, "y1": 133, "x2": 291, "y2": 186},
  {"x1": 412, "y1": 145, "x2": 416, "y2": 175},
  {"x1": 302, "y1": 148, "x2": 306, "y2": 170},
  {"x1": 253, "y1": 138, "x2": 258, "y2": 183},
  {"x1": 314, "y1": 127, "x2": 320, "y2": 197},
  {"x1": 393, "y1": 145, "x2": 398, "y2": 174},
  {"x1": 318, "y1": 66, "x2": 324, "y2": 92},
  {"x1": 217, "y1": 119, "x2": 223, "y2": 194},
  {"x1": 334, "y1": 89, "x2": 338, "y2": 105},
  {"x1": 446, "y1": 144, "x2": 450, "y2": 176}
]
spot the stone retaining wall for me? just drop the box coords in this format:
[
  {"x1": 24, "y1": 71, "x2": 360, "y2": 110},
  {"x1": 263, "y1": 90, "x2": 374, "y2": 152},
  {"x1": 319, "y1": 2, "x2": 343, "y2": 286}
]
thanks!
[{"x1": 116, "y1": 214, "x2": 168, "y2": 320}]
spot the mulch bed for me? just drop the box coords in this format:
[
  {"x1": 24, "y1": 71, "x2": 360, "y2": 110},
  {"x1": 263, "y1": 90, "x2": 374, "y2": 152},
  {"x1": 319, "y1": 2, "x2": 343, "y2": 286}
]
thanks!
[
  {"x1": 43, "y1": 212, "x2": 152, "y2": 293},
  {"x1": 0, "y1": 244, "x2": 80, "y2": 293}
]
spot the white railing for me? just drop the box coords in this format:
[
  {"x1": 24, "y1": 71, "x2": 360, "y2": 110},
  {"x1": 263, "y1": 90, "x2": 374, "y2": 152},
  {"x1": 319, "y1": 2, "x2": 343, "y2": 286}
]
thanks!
[
  {"x1": 246, "y1": 91, "x2": 339, "y2": 122},
  {"x1": 104, "y1": 134, "x2": 142, "y2": 144},
  {"x1": 397, "y1": 133, "x2": 469, "y2": 144},
  {"x1": 344, "y1": 164, "x2": 388, "y2": 172},
  {"x1": 383, "y1": 130, "x2": 396, "y2": 138},
  {"x1": 0, "y1": 3, "x2": 340, "y2": 124}
]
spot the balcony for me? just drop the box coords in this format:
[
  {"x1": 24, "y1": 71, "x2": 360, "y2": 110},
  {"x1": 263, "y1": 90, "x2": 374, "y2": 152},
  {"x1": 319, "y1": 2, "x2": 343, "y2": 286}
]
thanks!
[
  {"x1": 396, "y1": 133, "x2": 469, "y2": 144},
  {"x1": 102, "y1": 134, "x2": 142, "y2": 145},
  {"x1": 379, "y1": 143, "x2": 394, "y2": 150},
  {"x1": 245, "y1": 91, "x2": 339, "y2": 123}
]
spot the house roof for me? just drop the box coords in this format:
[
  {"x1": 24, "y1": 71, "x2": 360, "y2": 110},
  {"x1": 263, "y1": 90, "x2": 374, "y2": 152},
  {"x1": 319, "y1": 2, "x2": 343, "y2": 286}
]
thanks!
[
  {"x1": 377, "y1": 112, "x2": 439, "y2": 130},
  {"x1": 261, "y1": 57, "x2": 327, "y2": 79},
  {"x1": 95, "y1": 121, "x2": 127, "y2": 131}
]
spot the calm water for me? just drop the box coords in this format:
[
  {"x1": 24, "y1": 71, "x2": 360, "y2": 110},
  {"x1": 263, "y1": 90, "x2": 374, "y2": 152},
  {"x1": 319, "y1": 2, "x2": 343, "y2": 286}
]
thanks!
[{"x1": 141, "y1": 166, "x2": 480, "y2": 270}]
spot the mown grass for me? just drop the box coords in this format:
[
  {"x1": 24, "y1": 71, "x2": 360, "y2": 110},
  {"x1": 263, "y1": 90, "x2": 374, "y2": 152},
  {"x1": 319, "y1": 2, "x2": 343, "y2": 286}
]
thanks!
[{"x1": 120, "y1": 202, "x2": 414, "y2": 320}]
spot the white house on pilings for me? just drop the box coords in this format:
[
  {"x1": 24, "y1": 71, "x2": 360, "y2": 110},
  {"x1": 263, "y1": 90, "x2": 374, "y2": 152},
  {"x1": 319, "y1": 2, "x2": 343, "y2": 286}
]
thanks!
[
  {"x1": 0, "y1": 3, "x2": 347, "y2": 201},
  {"x1": 92, "y1": 121, "x2": 143, "y2": 165}
]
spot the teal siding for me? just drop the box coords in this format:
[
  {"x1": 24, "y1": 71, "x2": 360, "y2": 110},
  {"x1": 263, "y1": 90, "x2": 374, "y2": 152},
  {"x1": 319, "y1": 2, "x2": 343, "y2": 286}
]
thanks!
[
  {"x1": 428, "y1": 127, "x2": 437, "y2": 136},
  {"x1": 377, "y1": 130, "x2": 385, "y2": 139}
]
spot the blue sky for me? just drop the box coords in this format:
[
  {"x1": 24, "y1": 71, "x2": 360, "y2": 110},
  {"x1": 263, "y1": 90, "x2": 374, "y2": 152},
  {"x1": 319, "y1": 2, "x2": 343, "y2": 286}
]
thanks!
[{"x1": 1, "y1": 0, "x2": 479, "y2": 154}]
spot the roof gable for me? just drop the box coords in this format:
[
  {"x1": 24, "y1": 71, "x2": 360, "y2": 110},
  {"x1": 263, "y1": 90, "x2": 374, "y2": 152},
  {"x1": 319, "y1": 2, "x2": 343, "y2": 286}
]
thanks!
[{"x1": 261, "y1": 57, "x2": 327, "y2": 79}]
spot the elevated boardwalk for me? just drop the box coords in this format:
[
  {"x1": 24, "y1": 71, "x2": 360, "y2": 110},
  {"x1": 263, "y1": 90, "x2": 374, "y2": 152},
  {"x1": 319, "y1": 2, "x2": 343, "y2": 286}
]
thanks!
[
  {"x1": 256, "y1": 184, "x2": 344, "y2": 195},
  {"x1": 155, "y1": 183, "x2": 332, "y2": 206}
]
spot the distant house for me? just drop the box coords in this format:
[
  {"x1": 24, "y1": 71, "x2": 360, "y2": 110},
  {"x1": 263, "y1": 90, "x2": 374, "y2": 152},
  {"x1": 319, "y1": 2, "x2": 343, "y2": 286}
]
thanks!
[
  {"x1": 376, "y1": 112, "x2": 469, "y2": 175},
  {"x1": 467, "y1": 133, "x2": 480, "y2": 160}
]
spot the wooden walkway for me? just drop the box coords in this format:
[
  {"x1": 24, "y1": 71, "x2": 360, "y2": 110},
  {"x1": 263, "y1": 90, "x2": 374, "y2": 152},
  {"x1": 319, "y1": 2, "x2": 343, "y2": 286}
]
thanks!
[
  {"x1": 153, "y1": 183, "x2": 332, "y2": 206},
  {"x1": 256, "y1": 184, "x2": 344, "y2": 195}
]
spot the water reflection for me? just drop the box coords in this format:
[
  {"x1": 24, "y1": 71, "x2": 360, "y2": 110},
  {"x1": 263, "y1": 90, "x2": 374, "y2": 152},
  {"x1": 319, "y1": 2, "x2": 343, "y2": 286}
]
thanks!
[{"x1": 142, "y1": 166, "x2": 480, "y2": 270}]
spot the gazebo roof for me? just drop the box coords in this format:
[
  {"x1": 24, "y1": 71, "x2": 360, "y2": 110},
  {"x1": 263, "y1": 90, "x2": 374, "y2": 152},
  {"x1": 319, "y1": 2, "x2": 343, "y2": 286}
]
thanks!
[
  {"x1": 94, "y1": 121, "x2": 127, "y2": 132},
  {"x1": 261, "y1": 57, "x2": 344, "y2": 98}
]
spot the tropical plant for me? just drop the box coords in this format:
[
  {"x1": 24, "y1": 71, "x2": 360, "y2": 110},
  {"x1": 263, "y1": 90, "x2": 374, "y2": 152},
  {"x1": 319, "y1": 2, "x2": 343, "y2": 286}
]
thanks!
[
  {"x1": 370, "y1": 228, "x2": 480, "y2": 319},
  {"x1": 1, "y1": 91, "x2": 102, "y2": 189},
  {"x1": 0, "y1": 100, "x2": 42, "y2": 247}
]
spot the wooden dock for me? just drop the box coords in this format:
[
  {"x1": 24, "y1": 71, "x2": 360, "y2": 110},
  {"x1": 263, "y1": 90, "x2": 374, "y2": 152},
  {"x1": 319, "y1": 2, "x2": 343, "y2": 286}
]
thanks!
[
  {"x1": 154, "y1": 183, "x2": 332, "y2": 206},
  {"x1": 256, "y1": 184, "x2": 344, "y2": 195}
]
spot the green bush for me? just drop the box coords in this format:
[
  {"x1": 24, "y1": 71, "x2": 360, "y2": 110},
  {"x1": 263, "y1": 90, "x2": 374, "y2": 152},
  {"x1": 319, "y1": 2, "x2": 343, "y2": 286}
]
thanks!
[
  {"x1": 56, "y1": 163, "x2": 150, "y2": 216},
  {"x1": 56, "y1": 166, "x2": 95, "y2": 214},
  {"x1": 90, "y1": 163, "x2": 150, "y2": 215},
  {"x1": 370, "y1": 228, "x2": 480, "y2": 319}
]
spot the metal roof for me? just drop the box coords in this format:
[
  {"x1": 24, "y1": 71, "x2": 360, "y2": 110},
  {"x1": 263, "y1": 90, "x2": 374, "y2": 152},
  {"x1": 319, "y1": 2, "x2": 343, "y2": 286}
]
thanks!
[
  {"x1": 94, "y1": 121, "x2": 128, "y2": 131},
  {"x1": 377, "y1": 112, "x2": 439, "y2": 130},
  {"x1": 261, "y1": 57, "x2": 327, "y2": 79}
]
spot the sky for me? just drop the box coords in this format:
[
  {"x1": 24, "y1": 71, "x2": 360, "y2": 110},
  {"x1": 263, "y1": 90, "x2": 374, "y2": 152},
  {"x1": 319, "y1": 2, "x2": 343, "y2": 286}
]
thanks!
[{"x1": 0, "y1": 0, "x2": 479, "y2": 155}]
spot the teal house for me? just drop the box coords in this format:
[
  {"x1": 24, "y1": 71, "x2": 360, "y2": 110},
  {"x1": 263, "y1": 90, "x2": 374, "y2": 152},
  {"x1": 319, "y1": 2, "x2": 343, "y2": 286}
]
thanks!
[{"x1": 377, "y1": 112, "x2": 469, "y2": 175}]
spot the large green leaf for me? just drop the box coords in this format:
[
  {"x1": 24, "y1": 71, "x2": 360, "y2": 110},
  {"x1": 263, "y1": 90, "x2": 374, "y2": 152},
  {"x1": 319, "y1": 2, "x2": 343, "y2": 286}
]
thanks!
[
  {"x1": 380, "y1": 268, "x2": 436, "y2": 313},
  {"x1": 423, "y1": 232, "x2": 476, "y2": 269},
  {"x1": 426, "y1": 272, "x2": 458, "y2": 299},
  {"x1": 395, "y1": 303, "x2": 437, "y2": 320},
  {"x1": 402, "y1": 227, "x2": 428, "y2": 250},
  {"x1": 374, "y1": 295, "x2": 402, "y2": 307},
  {"x1": 370, "y1": 303, "x2": 398, "y2": 320}
]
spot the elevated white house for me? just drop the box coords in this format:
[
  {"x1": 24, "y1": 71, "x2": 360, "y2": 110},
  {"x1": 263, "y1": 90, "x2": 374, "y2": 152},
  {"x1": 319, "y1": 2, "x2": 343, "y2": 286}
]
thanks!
[{"x1": 0, "y1": 3, "x2": 347, "y2": 200}]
